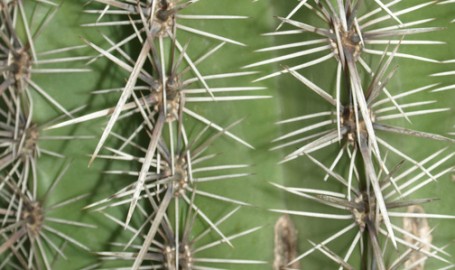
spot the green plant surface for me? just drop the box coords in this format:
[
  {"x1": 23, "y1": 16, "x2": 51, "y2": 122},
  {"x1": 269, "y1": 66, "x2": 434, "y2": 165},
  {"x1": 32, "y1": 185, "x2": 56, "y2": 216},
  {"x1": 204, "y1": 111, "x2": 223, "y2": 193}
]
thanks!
[
  {"x1": 272, "y1": 1, "x2": 455, "y2": 269},
  {"x1": 1, "y1": 0, "x2": 454, "y2": 269},
  {"x1": 21, "y1": 1, "x2": 285, "y2": 269}
]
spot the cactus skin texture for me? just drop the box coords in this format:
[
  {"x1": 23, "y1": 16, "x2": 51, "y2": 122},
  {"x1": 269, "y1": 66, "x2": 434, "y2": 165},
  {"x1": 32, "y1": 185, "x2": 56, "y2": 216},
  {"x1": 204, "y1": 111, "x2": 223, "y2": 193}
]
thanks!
[{"x1": 0, "y1": 1, "x2": 454, "y2": 270}]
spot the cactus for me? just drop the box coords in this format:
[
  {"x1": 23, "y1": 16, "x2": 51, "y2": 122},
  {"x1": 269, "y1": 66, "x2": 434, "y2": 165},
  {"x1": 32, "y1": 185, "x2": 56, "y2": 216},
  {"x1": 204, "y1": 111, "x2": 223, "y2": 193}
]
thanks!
[{"x1": 0, "y1": 0, "x2": 454, "y2": 269}]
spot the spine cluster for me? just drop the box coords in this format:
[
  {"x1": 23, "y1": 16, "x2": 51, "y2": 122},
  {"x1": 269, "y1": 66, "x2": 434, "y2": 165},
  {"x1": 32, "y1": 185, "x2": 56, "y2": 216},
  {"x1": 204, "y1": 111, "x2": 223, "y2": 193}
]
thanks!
[
  {"x1": 0, "y1": 1, "x2": 95, "y2": 269},
  {"x1": 1, "y1": 1, "x2": 454, "y2": 269},
  {"x1": 46, "y1": 0, "x2": 268, "y2": 269},
  {"x1": 263, "y1": 1, "x2": 455, "y2": 269}
]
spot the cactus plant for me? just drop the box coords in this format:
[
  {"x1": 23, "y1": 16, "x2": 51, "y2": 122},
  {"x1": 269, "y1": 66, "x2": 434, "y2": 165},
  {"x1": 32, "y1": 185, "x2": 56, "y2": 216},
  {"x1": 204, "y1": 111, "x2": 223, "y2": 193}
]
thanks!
[{"x1": 1, "y1": 0, "x2": 454, "y2": 269}]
